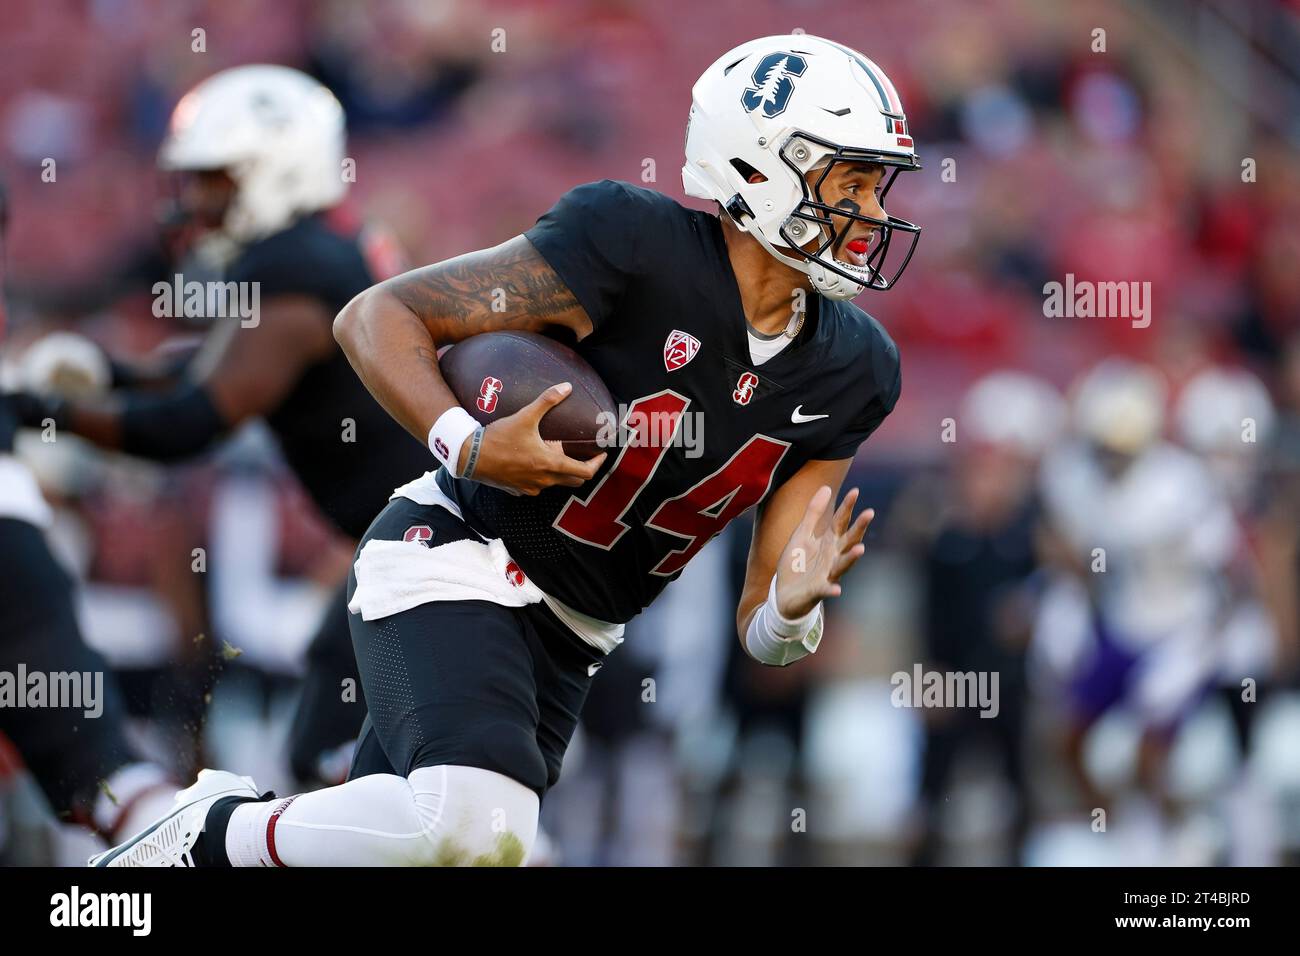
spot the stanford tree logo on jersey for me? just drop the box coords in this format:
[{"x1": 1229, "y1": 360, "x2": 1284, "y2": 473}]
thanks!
[
  {"x1": 402, "y1": 525, "x2": 434, "y2": 547},
  {"x1": 733, "y1": 372, "x2": 759, "y2": 406}
]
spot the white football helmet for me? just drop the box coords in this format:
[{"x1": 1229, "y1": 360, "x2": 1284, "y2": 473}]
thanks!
[
  {"x1": 962, "y1": 371, "x2": 1066, "y2": 458},
  {"x1": 159, "y1": 65, "x2": 347, "y2": 242},
  {"x1": 683, "y1": 34, "x2": 921, "y2": 299},
  {"x1": 1176, "y1": 366, "x2": 1275, "y2": 505},
  {"x1": 1071, "y1": 359, "x2": 1168, "y2": 456},
  {"x1": 1175, "y1": 367, "x2": 1275, "y2": 457}
]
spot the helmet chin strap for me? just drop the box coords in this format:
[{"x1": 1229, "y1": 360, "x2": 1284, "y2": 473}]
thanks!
[
  {"x1": 739, "y1": 214, "x2": 867, "y2": 301},
  {"x1": 806, "y1": 257, "x2": 868, "y2": 300}
]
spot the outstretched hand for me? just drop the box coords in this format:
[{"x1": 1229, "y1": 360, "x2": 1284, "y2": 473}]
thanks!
[{"x1": 773, "y1": 485, "x2": 874, "y2": 620}]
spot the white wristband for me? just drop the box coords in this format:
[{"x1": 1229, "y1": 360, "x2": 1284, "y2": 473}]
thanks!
[
  {"x1": 744, "y1": 575, "x2": 824, "y2": 666},
  {"x1": 427, "y1": 406, "x2": 479, "y2": 477}
]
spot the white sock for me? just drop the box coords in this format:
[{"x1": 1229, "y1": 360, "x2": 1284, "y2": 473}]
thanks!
[
  {"x1": 225, "y1": 765, "x2": 539, "y2": 867},
  {"x1": 226, "y1": 795, "x2": 299, "y2": 867}
]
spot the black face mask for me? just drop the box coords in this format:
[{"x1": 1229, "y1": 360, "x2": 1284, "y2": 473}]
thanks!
[{"x1": 777, "y1": 133, "x2": 922, "y2": 291}]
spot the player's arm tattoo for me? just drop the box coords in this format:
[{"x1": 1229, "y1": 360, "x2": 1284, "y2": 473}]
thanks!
[{"x1": 384, "y1": 235, "x2": 592, "y2": 344}]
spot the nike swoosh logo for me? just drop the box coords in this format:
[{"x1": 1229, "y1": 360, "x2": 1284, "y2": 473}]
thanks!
[{"x1": 791, "y1": 405, "x2": 830, "y2": 423}]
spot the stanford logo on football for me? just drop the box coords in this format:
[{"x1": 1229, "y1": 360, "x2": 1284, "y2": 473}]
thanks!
[
  {"x1": 402, "y1": 525, "x2": 434, "y2": 547},
  {"x1": 663, "y1": 330, "x2": 700, "y2": 372},
  {"x1": 477, "y1": 376, "x2": 503, "y2": 413}
]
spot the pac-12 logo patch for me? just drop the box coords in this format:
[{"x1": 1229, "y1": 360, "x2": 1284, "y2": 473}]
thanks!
[
  {"x1": 403, "y1": 525, "x2": 434, "y2": 548},
  {"x1": 477, "y1": 376, "x2": 503, "y2": 413},
  {"x1": 733, "y1": 372, "x2": 759, "y2": 406},
  {"x1": 664, "y1": 330, "x2": 701, "y2": 372},
  {"x1": 741, "y1": 53, "x2": 808, "y2": 119}
]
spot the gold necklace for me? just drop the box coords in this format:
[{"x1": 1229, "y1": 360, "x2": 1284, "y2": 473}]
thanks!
[{"x1": 783, "y1": 307, "x2": 806, "y2": 339}]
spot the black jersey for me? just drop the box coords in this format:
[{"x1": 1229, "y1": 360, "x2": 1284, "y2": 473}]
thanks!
[
  {"x1": 225, "y1": 214, "x2": 429, "y2": 540},
  {"x1": 440, "y1": 180, "x2": 901, "y2": 623}
]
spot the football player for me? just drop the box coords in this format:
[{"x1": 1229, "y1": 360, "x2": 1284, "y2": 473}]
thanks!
[
  {"x1": 910, "y1": 372, "x2": 1064, "y2": 866},
  {"x1": 1175, "y1": 367, "x2": 1282, "y2": 864},
  {"x1": 93, "y1": 34, "x2": 918, "y2": 867},
  {"x1": 5, "y1": 66, "x2": 431, "y2": 785},
  {"x1": 0, "y1": 182, "x2": 179, "y2": 850},
  {"x1": 1032, "y1": 360, "x2": 1249, "y2": 818}
]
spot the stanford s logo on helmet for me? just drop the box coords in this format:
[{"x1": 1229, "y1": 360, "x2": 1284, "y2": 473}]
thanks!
[
  {"x1": 741, "y1": 53, "x2": 808, "y2": 118},
  {"x1": 683, "y1": 35, "x2": 922, "y2": 299}
]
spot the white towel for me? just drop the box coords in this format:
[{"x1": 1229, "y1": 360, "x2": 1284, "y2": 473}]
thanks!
[
  {"x1": 362, "y1": 469, "x2": 627, "y2": 653},
  {"x1": 390, "y1": 469, "x2": 466, "y2": 516},
  {"x1": 347, "y1": 535, "x2": 543, "y2": 622}
]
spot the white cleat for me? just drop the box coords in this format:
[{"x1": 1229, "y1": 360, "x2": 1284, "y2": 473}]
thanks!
[{"x1": 88, "y1": 769, "x2": 261, "y2": 867}]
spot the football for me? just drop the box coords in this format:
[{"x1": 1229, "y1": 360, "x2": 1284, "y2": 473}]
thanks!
[{"x1": 438, "y1": 330, "x2": 616, "y2": 460}]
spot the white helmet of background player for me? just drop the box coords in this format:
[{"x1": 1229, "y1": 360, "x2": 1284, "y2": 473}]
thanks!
[
  {"x1": 1176, "y1": 367, "x2": 1275, "y2": 504},
  {"x1": 159, "y1": 65, "x2": 346, "y2": 242},
  {"x1": 683, "y1": 34, "x2": 922, "y2": 300},
  {"x1": 1071, "y1": 358, "x2": 1168, "y2": 457},
  {"x1": 1176, "y1": 367, "x2": 1275, "y2": 457},
  {"x1": 962, "y1": 371, "x2": 1066, "y2": 459}
]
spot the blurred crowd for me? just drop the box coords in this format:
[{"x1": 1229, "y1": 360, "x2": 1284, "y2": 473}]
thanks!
[{"x1": 2, "y1": 0, "x2": 1300, "y2": 864}]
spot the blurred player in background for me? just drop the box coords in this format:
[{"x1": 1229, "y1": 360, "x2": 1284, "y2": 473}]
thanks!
[
  {"x1": 908, "y1": 371, "x2": 1064, "y2": 866},
  {"x1": 0, "y1": 181, "x2": 179, "y2": 856},
  {"x1": 3, "y1": 66, "x2": 430, "y2": 787},
  {"x1": 1174, "y1": 366, "x2": 1282, "y2": 864},
  {"x1": 1031, "y1": 360, "x2": 1261, "y2": 854}
]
